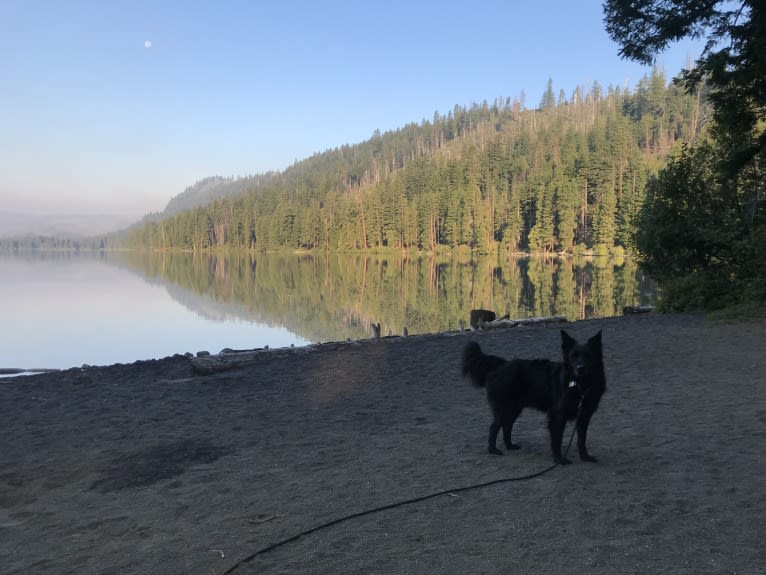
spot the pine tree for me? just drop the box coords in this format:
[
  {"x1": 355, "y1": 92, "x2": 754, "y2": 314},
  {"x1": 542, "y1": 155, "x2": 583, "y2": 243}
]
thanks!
[{"x1": 540, "y1": 78, "x2": 556, "y2": 110}]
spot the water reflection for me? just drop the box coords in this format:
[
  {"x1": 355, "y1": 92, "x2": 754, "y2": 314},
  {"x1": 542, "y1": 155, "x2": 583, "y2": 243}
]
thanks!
[
  {"x1": 114, "y1": 251, "x2": 654, "y2": 342},
  {"x1": 0, "y1": 251, "x2": 310, "y2": 370}
]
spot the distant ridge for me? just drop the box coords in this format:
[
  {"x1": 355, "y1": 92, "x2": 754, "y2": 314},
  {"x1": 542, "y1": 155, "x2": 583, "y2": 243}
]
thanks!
[
  {"x1": 162, "y1": 174, "x2": 280, "y2": 217},
  {"x1": 0, "y1": 211, "x2": 138, "y2": 238}
]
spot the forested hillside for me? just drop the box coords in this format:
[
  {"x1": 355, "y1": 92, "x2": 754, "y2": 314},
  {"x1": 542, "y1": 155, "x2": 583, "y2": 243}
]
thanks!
[{"x1": 124, "y1": 69, "x2": 707, "y2": 255}]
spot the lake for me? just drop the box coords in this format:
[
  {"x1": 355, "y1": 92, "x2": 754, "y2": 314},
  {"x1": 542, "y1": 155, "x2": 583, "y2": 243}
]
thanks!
[{"x1": 0, "y1": 250, "x2": 654, "y2": 372}]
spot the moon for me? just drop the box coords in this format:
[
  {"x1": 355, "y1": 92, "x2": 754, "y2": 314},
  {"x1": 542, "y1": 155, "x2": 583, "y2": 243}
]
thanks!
[{"x1": 144, "y1": 40, "x2": 152, "y2": 48}]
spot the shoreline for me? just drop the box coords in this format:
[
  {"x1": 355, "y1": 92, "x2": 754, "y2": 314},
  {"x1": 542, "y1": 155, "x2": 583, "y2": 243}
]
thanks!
[{"x1": 1, "y1": 313, "x2": 764, "y2": 574}]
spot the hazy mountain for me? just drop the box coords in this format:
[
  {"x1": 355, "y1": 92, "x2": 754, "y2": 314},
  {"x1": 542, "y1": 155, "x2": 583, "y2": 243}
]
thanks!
[
  {"x1": 162, "y1": 174, "x2": 279, "y2": 217},
  {"x1": 0, "y1": 211, "x2": 138, "y2": 238}
]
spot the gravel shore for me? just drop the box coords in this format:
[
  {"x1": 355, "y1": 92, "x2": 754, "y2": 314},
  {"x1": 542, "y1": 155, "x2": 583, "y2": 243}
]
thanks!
[{"x1": 1, "y1": 313, "x2": 764, "y2": 574}]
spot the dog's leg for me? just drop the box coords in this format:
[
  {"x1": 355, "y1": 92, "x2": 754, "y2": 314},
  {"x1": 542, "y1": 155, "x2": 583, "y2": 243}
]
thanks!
[
  {"x1": 488, "y1": 413, "x2": 503, "y2": 455},
  {"x1": 501, "y1": 404, "x2": 523, "y2": 451},
  {"x1": 548, "y1": 411, "x2": 572, "y2": 465},
  {"x1": 576, "y1": 412, "x2": 598, "y2": 462}
]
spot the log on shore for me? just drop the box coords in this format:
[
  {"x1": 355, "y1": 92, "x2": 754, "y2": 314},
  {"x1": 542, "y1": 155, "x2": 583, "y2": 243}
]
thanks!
[
  {"x1": 190, "y1": 345, "x2": 326, "y2": 375},
  {"x1": 479, "y1": 315, "x2": 568, "y2": 330},
  {"x1": 623, "y1": 305, "x2": 654, "y2": 315},
  {"x1": 191, "y1": 316, "x2": 568, "y2": 375}
]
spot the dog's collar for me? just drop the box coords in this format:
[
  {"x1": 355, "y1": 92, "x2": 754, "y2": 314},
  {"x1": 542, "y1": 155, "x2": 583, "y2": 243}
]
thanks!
[{"x1": 569, "y1": 380, "x2": 590, "y2": 396}]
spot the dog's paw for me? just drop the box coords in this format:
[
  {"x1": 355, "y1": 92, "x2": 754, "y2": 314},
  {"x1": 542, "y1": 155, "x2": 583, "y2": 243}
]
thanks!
[
  {"x1": 488, "y1": 446, "x2": 504, "y2": 455},
  {"x1": 580, "y1": 454, "x2": 598, "y2": 463},
  {"x1": 555, "y1": 456, "x2": 573, "y2": 465},
  {"x1": 504, "y1": 443, "x2": 521, "y2": 451}
]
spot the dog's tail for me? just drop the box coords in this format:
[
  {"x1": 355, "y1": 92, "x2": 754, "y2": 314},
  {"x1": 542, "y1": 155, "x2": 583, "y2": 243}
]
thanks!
[{"x1": 461, "y1": 341, "x2": 505, "y2": 388}]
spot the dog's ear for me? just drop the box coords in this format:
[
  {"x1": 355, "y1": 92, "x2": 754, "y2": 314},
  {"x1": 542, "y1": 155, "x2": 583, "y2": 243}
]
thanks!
[
  {"x1": 561, "y1": 330, "x2": 576, "y2": 351},
  {"x1": 588, "y1": 330, "x2": 603, "y2": 351}
]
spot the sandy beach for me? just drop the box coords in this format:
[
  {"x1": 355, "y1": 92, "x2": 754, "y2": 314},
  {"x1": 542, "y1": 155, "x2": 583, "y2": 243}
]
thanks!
[{"x1": 1, "y1": 313, "x2": 764, "y2": 574}]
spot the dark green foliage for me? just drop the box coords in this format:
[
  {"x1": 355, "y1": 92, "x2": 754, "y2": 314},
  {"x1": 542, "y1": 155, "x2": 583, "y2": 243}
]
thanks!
[
  {"x1": 637, "y1": 141, "x2": 766, "y2": 310},
  {"x1": 635, "y1": 143, "x2": 733, "y2": 309},
  {"x1": 605, "y1": 0, "x2": 766, "y2": 310}
]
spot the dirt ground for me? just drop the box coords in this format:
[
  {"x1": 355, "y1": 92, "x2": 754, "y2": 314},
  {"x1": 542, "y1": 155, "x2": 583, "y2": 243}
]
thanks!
[{"x1": 1, "y1": 313, "x2": 764, "y2": 575}]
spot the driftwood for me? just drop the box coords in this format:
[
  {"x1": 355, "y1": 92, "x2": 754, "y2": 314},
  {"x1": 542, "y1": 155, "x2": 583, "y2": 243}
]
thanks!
[
  {"x1": 189, "y1": 345, "x2": 330, "y2": 375},
  {"x1": 623, "y1": 305, "x2": 653, "y2": 315},
  {"x1": 370, "y1": 322, "x2": 409, "y2": 338},
  {"x1": 478, "y1": 315, "x2": 568, "y2": 330},
  {"x1": 191, "y1": 348, "x2": 280, "y2": 375},
  {"x1": 191, "y1": 316, "x2": 568, "y2": 375}
]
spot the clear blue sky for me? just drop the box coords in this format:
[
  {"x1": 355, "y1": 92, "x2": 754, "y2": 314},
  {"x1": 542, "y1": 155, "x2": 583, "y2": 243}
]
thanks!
[{"x1": 1, "y1": 0, "x2": 704, "y2": 219}]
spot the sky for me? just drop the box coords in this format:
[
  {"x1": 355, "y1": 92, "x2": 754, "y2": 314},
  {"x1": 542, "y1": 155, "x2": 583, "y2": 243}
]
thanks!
[{"x1": 0, "y1": 0, "x2": 706, "y2": 222}]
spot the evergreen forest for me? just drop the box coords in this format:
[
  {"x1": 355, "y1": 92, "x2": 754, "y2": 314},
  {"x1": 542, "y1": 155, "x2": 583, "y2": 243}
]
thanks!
[{"x1": 122, "y1": 69, "x2": 707, "y2": 256}]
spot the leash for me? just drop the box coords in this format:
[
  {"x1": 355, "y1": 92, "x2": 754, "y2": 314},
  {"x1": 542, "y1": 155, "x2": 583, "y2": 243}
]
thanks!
[{"x1": 219, "y1": 420, "x2": 582, "y2": 574}]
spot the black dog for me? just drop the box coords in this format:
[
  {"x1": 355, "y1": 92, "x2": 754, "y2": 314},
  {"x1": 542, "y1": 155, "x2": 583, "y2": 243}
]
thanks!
[
  {"x1": 469, "y1": 309, "x2": 496, "y2": 330},
  {"x1": 461, "y1": 330, "x2": 605, "y2": 464}
]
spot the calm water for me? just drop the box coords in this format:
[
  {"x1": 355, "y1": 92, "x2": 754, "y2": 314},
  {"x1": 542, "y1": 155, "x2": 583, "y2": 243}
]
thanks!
[
  {"x1": 0, "y1": 252, "x2": 310, "y2": 372},
  {"x1": 0, "y1": 251, "x2": 653, "y2": 371}
]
